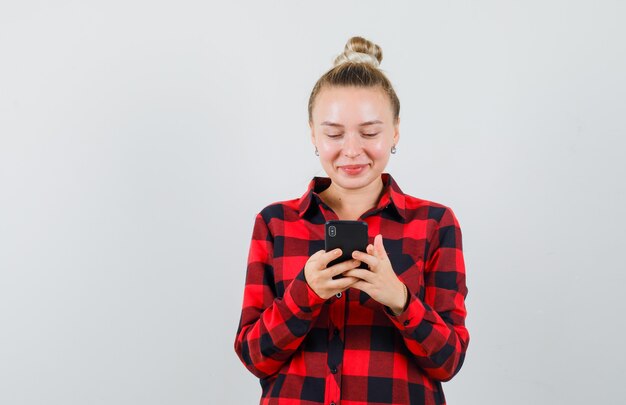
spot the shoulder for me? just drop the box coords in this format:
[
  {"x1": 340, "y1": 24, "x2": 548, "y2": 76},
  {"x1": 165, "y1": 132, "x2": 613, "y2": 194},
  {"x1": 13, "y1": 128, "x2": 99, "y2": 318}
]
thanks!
[
  {"x1": 387, "y1": 174, "x2": 459, "y2": 225},
  {"x1": 256, "y1": 197, "x2": 302, "y2": 225},
  {"x1": 401, "y1": 193, "x2": 460, "y2": 225}
]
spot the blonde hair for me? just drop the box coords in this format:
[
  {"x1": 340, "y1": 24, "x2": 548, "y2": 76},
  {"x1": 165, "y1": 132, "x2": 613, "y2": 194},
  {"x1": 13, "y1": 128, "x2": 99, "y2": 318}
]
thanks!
[{"x1": 307, "y1": 36, "x2": 400, "y2": 124}]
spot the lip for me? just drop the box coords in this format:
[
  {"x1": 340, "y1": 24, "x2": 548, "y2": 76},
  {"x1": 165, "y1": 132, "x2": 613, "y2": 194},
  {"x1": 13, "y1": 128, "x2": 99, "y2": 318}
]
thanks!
[{"x1": 338, "y1": 164, "x2": 369, "y2": 176}]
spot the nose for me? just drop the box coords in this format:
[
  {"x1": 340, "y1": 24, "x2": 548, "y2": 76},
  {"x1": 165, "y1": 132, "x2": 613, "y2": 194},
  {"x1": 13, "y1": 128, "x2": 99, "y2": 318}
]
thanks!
[{"x1": 342, "y1": 133, "x2": 363, "y2": 158}]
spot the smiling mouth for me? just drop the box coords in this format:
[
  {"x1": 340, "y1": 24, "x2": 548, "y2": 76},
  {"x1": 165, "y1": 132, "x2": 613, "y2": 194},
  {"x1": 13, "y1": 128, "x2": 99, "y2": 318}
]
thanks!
[{"x1": 338, "y1": 164, "x2": 369, "y2": 175}]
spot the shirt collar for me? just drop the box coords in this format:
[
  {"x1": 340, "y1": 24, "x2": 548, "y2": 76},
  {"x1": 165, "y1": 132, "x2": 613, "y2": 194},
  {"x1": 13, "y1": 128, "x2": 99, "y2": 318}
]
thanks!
[{"x1": 297, "y1": 173, "x2": 407, "y2": 221}]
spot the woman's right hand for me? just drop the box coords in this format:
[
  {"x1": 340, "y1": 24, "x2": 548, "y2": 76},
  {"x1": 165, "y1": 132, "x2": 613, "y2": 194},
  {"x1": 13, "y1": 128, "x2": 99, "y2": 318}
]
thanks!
[{"x1": 304, "y1": 249, "x2": 361, "y2": 300}]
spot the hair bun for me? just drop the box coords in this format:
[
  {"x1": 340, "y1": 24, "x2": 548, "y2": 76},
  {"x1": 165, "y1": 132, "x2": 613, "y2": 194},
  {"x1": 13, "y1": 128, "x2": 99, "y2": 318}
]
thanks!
[{"x1": 333, "y1": 36, "x2": 383, "y2": 68}]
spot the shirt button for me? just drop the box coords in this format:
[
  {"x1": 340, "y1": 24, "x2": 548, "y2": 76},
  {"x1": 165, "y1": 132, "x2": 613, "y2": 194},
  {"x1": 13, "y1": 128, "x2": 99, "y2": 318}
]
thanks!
[
  {"x1": 330, "y1": 367, "x2": 337, "y2": 374},
  {"x1": 403, "y1": 320, "x2": 410, "y2": 326},
  {"x1": 335, "y1": 292, "x2": 342, "y2": 299},
  {"x1": 330, "y1": 402, "x2": 336, "y2": 405}
]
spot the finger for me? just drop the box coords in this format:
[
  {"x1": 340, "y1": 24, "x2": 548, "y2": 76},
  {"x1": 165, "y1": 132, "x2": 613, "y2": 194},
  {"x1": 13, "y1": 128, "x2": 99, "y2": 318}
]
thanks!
[
  {"x1": 327, "y1": 259, "x2": 361, "y2": 278},
  {"x1": 342, "y1": 268, "x2": 374, "y2": 282},
  {"x1": 309, "y1": 249, "x2": 326, "y2": 261},
  {"x1": 366, "y1": 244, "x2": 375, "y2": 255},
  {"x1": 328, "y1": 275, "x2": 360, "y2": 291},
  {"x1": 351, "y1": 250, "x2": 378, "y2": 269},
  {"x1": 347, "y1": 279, "x2": 370, "y2": 295},
  {"x1": 374, "y1": 234, "x2": 388, "y2": 259},
  {"x1": 317, "y1": 248, "x2": 343, "y2": 269}
]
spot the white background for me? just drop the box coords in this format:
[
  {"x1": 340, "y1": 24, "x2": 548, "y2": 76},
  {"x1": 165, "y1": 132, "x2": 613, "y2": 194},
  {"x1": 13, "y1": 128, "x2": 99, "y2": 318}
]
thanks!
[{"x1": 1, "y1": 1, "x2": 625, "y2": 404}]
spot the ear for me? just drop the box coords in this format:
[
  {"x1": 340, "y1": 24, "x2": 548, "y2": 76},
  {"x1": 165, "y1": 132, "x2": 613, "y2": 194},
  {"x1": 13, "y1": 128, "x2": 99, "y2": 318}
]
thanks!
[
  {"x1": 393, "y1": 116, "x2": 400, "y2": 146},
  {"x1": 309, "y1": 121, "x2": 316, "y2": 146}
]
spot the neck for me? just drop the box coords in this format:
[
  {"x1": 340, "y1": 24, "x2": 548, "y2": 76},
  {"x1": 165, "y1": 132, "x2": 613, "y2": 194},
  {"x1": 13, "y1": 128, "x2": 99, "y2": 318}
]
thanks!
[{"x1": 320, "y1": 176, "x2": 384, "y2": 220}]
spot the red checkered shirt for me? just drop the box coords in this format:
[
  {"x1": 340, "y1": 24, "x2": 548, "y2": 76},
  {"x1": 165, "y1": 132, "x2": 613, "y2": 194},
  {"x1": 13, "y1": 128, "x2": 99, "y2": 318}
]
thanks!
[{"x1": 234, "y1": 173, "x2": 469, "y2": 405}]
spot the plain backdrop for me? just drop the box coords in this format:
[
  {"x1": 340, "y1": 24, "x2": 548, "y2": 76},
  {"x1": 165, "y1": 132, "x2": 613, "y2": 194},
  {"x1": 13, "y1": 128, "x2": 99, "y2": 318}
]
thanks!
[{"x1": 1, "y1": 1, "x2": 625, "y2": 404}]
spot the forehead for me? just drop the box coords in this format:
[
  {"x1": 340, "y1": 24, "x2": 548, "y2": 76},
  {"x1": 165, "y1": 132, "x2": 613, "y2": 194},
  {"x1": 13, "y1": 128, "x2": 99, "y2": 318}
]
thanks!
[{"x1": 312, "y1": 86, "x2": 392, "y2": 125}]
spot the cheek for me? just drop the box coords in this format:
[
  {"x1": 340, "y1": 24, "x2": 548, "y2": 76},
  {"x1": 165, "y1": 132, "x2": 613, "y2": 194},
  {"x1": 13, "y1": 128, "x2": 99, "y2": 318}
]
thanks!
[
  {"x1": 318, "y1": 141, "x2": 341, "y2": 156},
  {"x1": 368, "y1": 142, "x2": 390, "y2": 159},
  {"x1": 317, "y1": 146, "x2": 339, "y2": 164}
]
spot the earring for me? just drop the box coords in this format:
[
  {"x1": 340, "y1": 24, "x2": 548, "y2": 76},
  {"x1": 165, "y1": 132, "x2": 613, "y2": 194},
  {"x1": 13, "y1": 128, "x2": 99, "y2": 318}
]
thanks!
[
  {"x1": 391, "y1": 145, "x2": 397, "y2": 154},
  {"x1": 315, "y1": 147, "x2": 319, "y2": 156}
]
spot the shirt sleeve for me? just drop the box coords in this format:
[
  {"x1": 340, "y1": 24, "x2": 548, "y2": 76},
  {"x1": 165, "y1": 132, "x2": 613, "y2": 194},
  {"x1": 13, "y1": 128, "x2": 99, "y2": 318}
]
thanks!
[
  {"x1": 234, "y1": 212, "x2": 327, "y2": 379},
  {"x1": 385, "y1": 206, "x2": 470, "y2": 382}
]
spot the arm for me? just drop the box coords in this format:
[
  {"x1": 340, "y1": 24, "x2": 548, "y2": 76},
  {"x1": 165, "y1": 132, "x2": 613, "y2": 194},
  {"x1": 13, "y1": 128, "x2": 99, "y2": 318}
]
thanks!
[
  {"x1": 386, "y1": 207, "x2": 469, "y2": 381},
  {"x1": 233, "y1": 213, "x2": 327, "y2": 379}
]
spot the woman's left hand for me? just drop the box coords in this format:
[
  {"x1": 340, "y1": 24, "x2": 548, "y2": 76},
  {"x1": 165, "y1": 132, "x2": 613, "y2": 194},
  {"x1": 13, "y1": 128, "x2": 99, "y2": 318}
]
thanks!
[{"x1": 342, "y1": 234, "x2": 407, "y2": 315}]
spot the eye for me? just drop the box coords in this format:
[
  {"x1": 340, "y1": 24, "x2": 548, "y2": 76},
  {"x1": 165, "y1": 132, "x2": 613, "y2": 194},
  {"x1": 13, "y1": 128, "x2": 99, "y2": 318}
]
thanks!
[
  {"x1": 362, "y1": 132, "x2": 379, "y2": 137},
  {"x1": 325, "y1": 133, "x2": 343, "y2": 138}
]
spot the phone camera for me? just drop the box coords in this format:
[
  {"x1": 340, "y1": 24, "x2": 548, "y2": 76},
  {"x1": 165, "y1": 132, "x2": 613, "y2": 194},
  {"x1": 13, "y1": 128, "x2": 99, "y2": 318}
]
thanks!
[{"x1": 328, "y1": 226, "x2": 336, "y2": 237}]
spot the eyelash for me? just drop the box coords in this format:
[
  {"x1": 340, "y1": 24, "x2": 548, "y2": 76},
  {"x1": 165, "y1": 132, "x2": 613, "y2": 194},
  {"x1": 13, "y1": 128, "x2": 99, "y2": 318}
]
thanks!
[{"x1": 326, "y1": 133, "x2": 379, "y2": 138}]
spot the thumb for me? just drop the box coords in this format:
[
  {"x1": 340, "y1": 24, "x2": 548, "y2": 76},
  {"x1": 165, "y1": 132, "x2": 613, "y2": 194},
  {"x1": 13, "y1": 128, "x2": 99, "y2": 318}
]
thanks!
[{"x1": 374, "y1": 234, "x2": 388, "y2": 259}]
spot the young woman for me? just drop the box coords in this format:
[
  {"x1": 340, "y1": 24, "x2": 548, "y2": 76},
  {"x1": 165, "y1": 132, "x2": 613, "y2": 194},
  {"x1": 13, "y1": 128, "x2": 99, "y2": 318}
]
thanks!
[{"x1": 235, "y1": 36, "x2": 469, "y2": 405}]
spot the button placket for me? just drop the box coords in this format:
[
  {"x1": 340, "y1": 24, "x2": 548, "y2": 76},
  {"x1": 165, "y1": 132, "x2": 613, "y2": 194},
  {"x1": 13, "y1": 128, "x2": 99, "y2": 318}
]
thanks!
[{"x1": 326, "y1": 287, "x2": 345, "y2": 405}]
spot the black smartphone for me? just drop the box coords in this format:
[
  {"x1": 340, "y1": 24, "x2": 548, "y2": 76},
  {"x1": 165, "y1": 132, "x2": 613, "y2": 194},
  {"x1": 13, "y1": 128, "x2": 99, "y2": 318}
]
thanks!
[{"x1": 325, "y1": 220, "x2": 369, "y2": 277}]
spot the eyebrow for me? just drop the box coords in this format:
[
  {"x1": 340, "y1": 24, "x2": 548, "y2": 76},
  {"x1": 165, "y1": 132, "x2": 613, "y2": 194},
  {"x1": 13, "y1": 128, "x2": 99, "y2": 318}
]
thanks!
[{"x1": 320, "y1": 120, "x2": 383, "y2": 127}]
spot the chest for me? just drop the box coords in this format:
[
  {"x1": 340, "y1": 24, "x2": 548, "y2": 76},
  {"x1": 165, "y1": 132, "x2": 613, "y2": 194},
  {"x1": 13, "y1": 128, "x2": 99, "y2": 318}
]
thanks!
[{"x1": 269, "y1": 218, "x2": 429, "y2": 301}]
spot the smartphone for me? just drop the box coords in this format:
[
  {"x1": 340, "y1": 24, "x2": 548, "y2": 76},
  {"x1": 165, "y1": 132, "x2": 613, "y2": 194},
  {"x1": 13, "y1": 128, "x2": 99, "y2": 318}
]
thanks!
[{"x1": 325, "y1": 220, "x2": 369, "y2": 278}]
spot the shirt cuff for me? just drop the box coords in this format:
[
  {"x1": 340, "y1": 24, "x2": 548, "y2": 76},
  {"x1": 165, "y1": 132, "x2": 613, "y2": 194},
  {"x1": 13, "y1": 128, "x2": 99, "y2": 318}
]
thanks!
[
  {"x1": 385, "y1": 285, "x2": 427, "y2": 330},
  {"x1": 282, "y1": 267, "x2": 327, "y2": 316}
]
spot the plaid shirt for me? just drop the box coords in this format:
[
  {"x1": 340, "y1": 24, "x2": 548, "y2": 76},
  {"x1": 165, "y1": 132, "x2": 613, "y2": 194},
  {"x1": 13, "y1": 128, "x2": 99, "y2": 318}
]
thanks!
[{"x1": 234, "y1": 173, "x2": 469, "y2": 405}]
